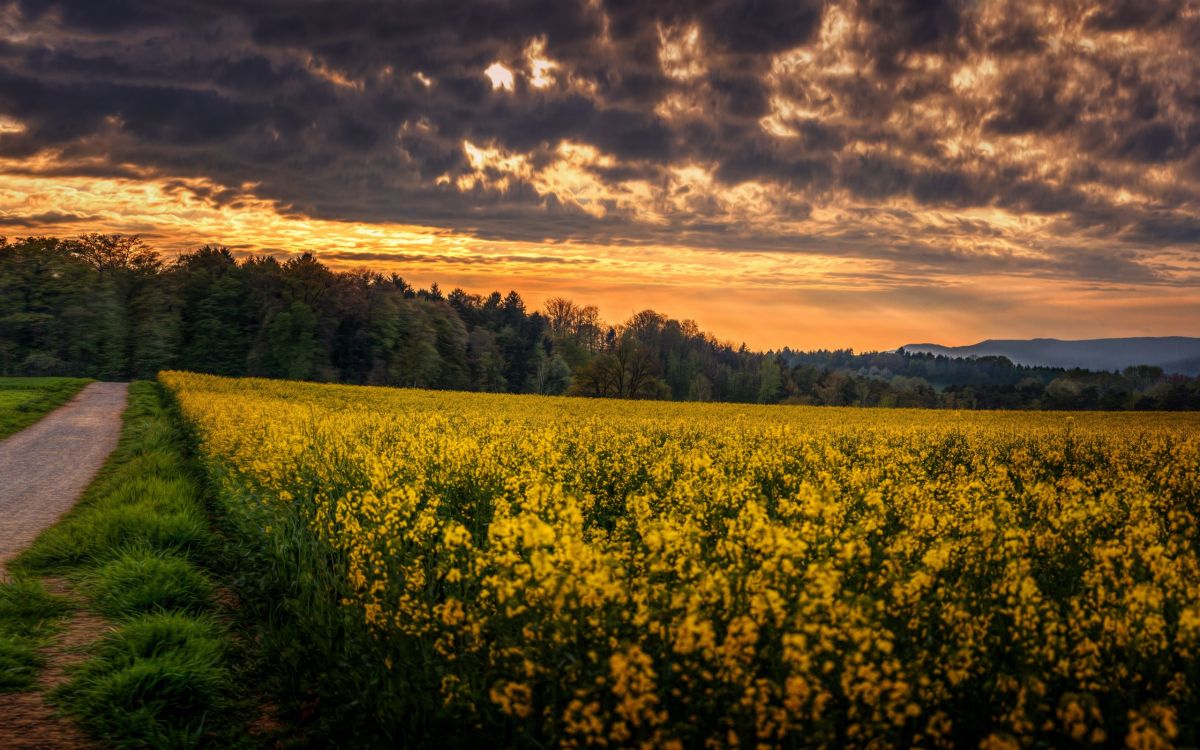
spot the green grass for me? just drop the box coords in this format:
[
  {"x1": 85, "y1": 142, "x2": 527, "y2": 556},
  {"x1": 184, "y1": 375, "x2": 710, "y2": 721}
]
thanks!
[
  {"x1": 55, "y1": 613, "x2": 230, "y2": 749},
  {"x1": 19, "y1": 484, "x2": 212, "y2": 570},
  {"x1": 0, "y1": 376, "x2": 92, "y2": 439},
  {"x1": 0, "y1": 577, "x2": 72, "y2": 692},
  {"x1": 0, "y1": 634, "x2": 43, "y2": 691},
  {"x1": 10, "y1": 381, "x2": 246, "y2": 748},
  {"x1": 87, "y1": 548, "x2": 214, "y2": 619}
]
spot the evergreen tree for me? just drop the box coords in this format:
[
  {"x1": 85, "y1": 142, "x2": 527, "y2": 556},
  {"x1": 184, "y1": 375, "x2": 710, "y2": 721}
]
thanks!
[
  {"x1": 2, "y1": 234, "x2": 1197, "y2": 411},
  {"x1": 266, "y1": 301, "x2": 318, "y2": 380}
]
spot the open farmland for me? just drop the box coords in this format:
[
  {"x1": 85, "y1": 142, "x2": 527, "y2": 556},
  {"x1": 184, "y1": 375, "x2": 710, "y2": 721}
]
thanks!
[{"x1": 162, "y1": 371, "x2": 1200, "y2": 748}]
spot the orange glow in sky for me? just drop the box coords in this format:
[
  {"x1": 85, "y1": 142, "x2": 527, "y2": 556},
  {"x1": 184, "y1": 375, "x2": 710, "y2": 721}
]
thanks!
[
  {"x1": 2, "y1": 160, "x2": 1196, "y2": 351},
  {"x1": 2, "y1": 0, "x2": 1198, "y2": 350}
]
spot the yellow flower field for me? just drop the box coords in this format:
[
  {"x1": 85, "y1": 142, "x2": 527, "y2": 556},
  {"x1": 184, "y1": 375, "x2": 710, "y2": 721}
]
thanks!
[{"x1": 161, "y1": 371, "x2": 1200, "y2": 748}]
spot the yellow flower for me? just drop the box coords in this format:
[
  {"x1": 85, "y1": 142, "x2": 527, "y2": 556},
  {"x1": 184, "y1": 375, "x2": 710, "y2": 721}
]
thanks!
[{"x1": 160, "y1": 371, "x2": 1200, "y2": 747}]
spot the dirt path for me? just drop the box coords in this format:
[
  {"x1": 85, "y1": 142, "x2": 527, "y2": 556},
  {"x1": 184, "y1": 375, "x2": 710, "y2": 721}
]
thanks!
[
  {"x1": 0, "y1": 384, "x2": 127, "y2": 747},
  {"x1": 0, "y1": 382, "x2": 128, "y2": 572},
  {"x1": 0, "y1": 577, "x2": 103, "y2": 749}
]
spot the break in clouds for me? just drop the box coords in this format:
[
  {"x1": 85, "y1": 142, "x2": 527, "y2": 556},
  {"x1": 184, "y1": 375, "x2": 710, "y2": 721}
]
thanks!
[{"x1": 1, "y1": 0, "x2": 1198, "y2": 287}]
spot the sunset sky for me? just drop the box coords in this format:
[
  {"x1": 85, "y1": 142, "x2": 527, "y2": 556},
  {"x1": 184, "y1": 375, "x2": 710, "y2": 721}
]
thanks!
[{"x1": 1, "y1": 0, "x2": 1198, "y2": 350}]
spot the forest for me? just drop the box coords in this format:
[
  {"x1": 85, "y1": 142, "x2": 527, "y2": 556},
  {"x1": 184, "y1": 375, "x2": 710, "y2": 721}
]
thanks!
[{"x1": 2, "y1": 234, "x2": 1198, "y2": 410}]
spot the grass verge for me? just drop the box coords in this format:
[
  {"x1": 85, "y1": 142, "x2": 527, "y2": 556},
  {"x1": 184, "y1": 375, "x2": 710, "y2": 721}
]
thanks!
[
  {"x1": 10, "y1": 381, "x2": 248, "y2": 748},
  {"x1": 161, "y1": 379, "x2": 390, "y2": 747},
  {"x1": 0, "y1": 578, "x2": 71, "y2": 692},
  {"x1": 0, "y1": 376, "x2": 92, "y2": 439}
]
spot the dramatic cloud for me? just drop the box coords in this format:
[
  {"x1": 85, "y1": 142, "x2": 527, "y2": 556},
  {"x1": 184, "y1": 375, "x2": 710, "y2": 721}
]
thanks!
[{"x1": 0, "y1": 0, "x2": 1198, "y2": 347}]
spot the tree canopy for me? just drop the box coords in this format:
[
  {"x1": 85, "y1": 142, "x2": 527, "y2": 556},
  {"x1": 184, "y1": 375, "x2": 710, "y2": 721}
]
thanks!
[{"x1": 3, "y1": 235, "x2": 1198, "y2": 411}]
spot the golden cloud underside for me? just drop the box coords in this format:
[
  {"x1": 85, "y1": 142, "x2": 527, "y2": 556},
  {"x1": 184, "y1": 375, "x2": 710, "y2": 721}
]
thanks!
[
  {"x1": 1, "y1": 0, "x2": 1198, "y2": 346},
  {"x1": 2, "y1": 160, "x2": 1196, "y2": 350}
]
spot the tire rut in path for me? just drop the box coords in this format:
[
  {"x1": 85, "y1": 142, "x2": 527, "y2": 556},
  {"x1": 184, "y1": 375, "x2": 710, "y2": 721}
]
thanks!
[
  {"x1": 0, "y1": 382, "x2": 129, "y2": 572},
  {"x1": 0, "y1": 577, "x2": 103, "y2": 749}
]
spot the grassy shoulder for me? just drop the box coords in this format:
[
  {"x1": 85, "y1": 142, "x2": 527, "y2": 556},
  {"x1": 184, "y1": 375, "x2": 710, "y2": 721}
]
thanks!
[
  {"x1": 0, "y1": 376, "x2": 92, "y2": 440},
  {"x1": 10, "y1": 381, "x2": 250, "y2": 748},
  {"x1": 0, "y1": 578, "x2": 71, "y2": 693}
]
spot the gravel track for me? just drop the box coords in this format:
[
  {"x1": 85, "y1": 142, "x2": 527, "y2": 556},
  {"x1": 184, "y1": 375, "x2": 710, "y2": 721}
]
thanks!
[{"x1": 0, "y1": 382, "x2": 129, "y2": 571}]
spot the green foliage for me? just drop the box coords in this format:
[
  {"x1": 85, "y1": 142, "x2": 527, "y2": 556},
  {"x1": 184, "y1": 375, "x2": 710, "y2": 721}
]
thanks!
[
  {"x1": 757, "y1": 357, "x2": 782, "y2": 403},
  {"x1": 781, "y1": 349, "x2": 1200, "y2": 409},
  {"x1": 192, "y1": 466, "x2": 390, "y2": 746},
  {"x1": 0, "y1": 578, "x2": 72, "y2": 637},
  {"x1": 467, "y1": 328, "x2": 507, "y2": 391},
  {"x1": 533, "y1": 351, "x2": 571, "y2": 395},
  {"x1": 179, "y1": 255, "x2": 252, "y2": 376},
  {"x1": 86, "y1": 549, "x2": 215, "y2": 619},
  {"x1": 3, "y1": 234, "x2": 1199, "y2": 409},
  {"x1": 0, "y1": 578, "x2": 71, "y2": 692},
  {"x1": 55, "y1": 614, "x2": 229, "y2": 749},
  {"x1": 0, "y1": 634, "x2": 42, "y2": 692},
  {"x1": 93, "y1": 613, "x2": 227, "y2": 667},
  {"x1": 266, "y1": 301, "x2": 317, "y2": 379},
  {"x1": 0, "y1": 235, "x2": 167, "y2": 380},
  {"x1": 20, "y1": 477, "x2": 212, "y2": 570}
]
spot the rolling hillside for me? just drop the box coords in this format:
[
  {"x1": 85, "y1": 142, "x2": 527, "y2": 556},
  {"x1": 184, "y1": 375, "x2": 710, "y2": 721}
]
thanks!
[{"x1": 901, "y1": 337, "x2": 1200, "y2": 375}]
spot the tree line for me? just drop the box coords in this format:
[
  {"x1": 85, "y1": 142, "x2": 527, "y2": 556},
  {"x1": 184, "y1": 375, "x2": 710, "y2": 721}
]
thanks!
[{"x1": 2, "y1": 234, "x2": 1198, "y2": 410}]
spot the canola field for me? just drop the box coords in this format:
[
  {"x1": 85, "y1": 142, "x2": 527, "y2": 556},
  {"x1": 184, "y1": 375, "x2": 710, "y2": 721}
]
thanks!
[{"x1": 161, "y1": 371, "x2": 1200, "y2": 748}]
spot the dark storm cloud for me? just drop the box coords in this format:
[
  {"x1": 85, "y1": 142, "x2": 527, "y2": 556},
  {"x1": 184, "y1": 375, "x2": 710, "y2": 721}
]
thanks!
[
  {"x1": 0, "y1": 0, "x2": 1197, "y2": 286},
  {"x1": 15, "y1": 0, "x2": 218, "y2": 31},
  {"x1": 0, "y1": 209, "x2": 99, "y2": 225},
  {"x1": 983, "y1": 67, "x2": 1082, "y2": 136},
  {"x1": 852, "y1": 0, "x2": 965, "y2": 71},
  {"x1": 1084, "y1": 0, "x2": 1185, "y2": 31}
]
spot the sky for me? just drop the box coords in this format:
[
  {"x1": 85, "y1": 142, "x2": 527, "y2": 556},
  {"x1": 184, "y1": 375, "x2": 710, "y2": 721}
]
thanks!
[{"x1": 1, "y1": 0, "x2": 1198, "y2": 351}]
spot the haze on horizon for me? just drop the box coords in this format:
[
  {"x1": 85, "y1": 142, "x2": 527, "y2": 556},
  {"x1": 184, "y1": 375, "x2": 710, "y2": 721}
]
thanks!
[{"x1": 1, "y1": 0, "x2": 1198, "y2": 351}]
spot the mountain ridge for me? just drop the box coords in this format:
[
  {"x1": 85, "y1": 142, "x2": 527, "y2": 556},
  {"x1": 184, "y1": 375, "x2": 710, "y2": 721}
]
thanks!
[{"x1": 900, "y1": 337, "x2": 1200, "y2": 376}]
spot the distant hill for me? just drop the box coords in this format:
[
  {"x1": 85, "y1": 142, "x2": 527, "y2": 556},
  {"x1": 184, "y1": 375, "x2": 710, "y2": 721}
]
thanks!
[{"x1": 900, "y1": 337, "x2": 1200, "y2": 376}]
